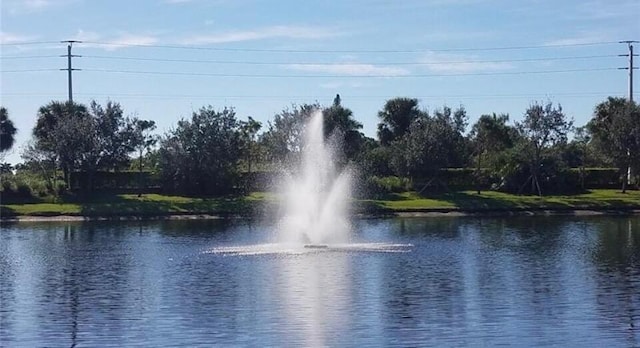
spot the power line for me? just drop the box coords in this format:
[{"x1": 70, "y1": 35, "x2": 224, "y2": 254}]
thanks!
[
  {"x1": 73, "y1": 67, "x2": 617, "y2": 78},
  {"x1": 0, "y1": 66, "x2": 618, "y2": 77},
  {"x1": 0, "y1": 52, "x2": 617, "y2": 67},
  {"x1": 0, "y1": 41, "x2": 60, "y2": 46},
  {"x1": 73, "y1": 54, "x2": 617, "y2": 66},
  {"x1": 0, "y1": 55, "x2": 61, "y2": 59},
  {"x1": 0, "y1": 39, "x2": 620, "y2": 52},
  {"x1": 0, "y1": 68, "x2": 60, "y2": 73},
  {"x1": 4, "y1": 92, "x2": 625, "y2": 98},
  {"x1": 4, "y1": 92, "x2": 633, "y2": 101},
  {"x1": 1, "y1": 67, "x2": 616, "y2": 77},
  {"x1": 79, "y1": 40, "x2": 619, "y2": 53},
  {"x1": 4, "y1": 90, "x2": 635, "y2": 106}
]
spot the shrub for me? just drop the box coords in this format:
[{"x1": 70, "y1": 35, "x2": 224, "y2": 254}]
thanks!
[
  {"x1": 1, "y1": 177, "x2": 17, "y2": 193},
  {"x1": 15, "y1": 181, "x2": 33, "y2": 198},
  {"x1": 360, "y1": 176, "x2": 412, "y2": 198},
  {"x1": 0, "y1": 173, "x2": 63, "y2": 201},
  {"x1": 575, "y1": 168, "x2": 621, "y2": 188},
  {"x1": 53, "y1": 180, "x2": 67, "y2": 196}
]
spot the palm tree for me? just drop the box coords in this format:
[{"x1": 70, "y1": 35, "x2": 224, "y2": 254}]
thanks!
[
  {"x1": 323, "y1": 94, "x2": 364, "y2": 161},
  {"x1": 376, "y1": 97, "x2": 421, "y2": 146},
  {"x1": 0, "y1": 107, "x2": 17, "y2": 153}
]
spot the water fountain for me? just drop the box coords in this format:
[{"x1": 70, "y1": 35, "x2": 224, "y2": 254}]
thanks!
[
  {"x1": 207, "y1": 108, "x2": 411, "y2": 256},
  {"x1": 278, "y1": 110, "x2": 352, "y2": 246}
]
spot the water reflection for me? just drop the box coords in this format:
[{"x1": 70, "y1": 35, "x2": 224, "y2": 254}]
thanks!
[
  {"x1": 0, "y1": 217, "x2": 639, "y2": 346},
  {"x1": 279, "y1": 253, "x2": 350, "y2": 347},
  {"x1": 592, "y1": 217, "x2": 640, "y2": 345}
]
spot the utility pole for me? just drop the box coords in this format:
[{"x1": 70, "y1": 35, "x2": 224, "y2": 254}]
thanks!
[
  {"x1": 619, "y1": 40, "x2": 638, "y2": 103},
  {"x1": 619, "y1": 41, "x2": 639, "y2": 187},
  {"x1": 60, "y1": 40, "x2": 81, "y2": 103}
]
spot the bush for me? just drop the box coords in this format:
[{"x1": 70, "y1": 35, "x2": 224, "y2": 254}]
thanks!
[
  {"x1": 360, "y1": 176, "x2": 412, "y2": 198},
  {"x1": 0, "y1": 173, "x2": 62, "y2": 201},
  {"x1": 1, "y1": 177, "x2": 17, "y2": 193},
  {"x1": 71, "y1": 170, "x2": 158, "y2": 191},
  {"x1": 16, "y1": 181, "x2": 33, "y2": 197},
  {"x1": 53, "y1": 180, "x2": 67, "y2": 196},
  {"x1": 439, "y1": 168, "x2": 484, "y2": 189},
  {"x1": 358, "y1": 146, "x2": 393, "y2": 177},
  {"x1": 575, "y1": 168, "x2": 622, "y2": 188}
]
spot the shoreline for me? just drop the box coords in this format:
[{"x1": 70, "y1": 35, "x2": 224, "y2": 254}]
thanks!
[{"x1": 3, "y1": 207, "x2": 639, "y2": 222}]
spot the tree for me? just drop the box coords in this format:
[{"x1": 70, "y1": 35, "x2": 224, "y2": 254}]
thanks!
[
  {"x1": 357, "y1": 137, "x2": 393, "y2": 177},
  {"x1": 239, "y1": 117, "x2": 262, "y2": 174},
  {"x1": 85, "y1": 101, "x2": 135, "y2": 171},
  {"x1": 469, "y1": 113, "x2": 514, "y2": 193},
  {"x1": 261, "y1": 104, "x2": 318, "y2": 165},
  {"x1": 32, "y1": 101, "x2": 93, "y2": 188},
  {"x1": 0, "y1": 162, "x2": 13, "y2": 174},
  {"x1": 322, "y1": 94, "x2": 364, "y2": 162},
  {"x1": 390, "y1": 105, "x2": 468, "y2": 191},
  {"x1": 21, "y1": 141, "x2": 58, "y2": 194},
  {"x1": 432, "y1": 105, "x2": 469, "y2": 167},
  {"x1": 32, "y1": 100, "x2": 140, "y2": 191},
  {"x1": 158, "y1": 106, "x2": 243, "y2": 195},
  {"x1": 572, "y1": 126, "x2": 591, "y2": 190},
  {"x1": 377, "y1": 97, "x2": 421, "y2": 145},
  {"x1": 516, "y1": 101, "x2": 573, "y2": 195},
  {"x1": 79, "y1": 101, "x2": 138, "y2": 190},
  {"x1": 0, "y1": 107, "x2": 17, "y2": 153},
  {"x1": 131, "y1": 119, "x2": 157, "y2": 196},
  {"x1": 30, "y1": 100, "x2": 145, "y2": 191},
  {"x1": 587, "y1": 97, "x2": 640, "y2": 192}
]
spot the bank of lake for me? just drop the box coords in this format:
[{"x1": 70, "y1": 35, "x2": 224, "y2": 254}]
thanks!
[{"x1": 1, "y1": 189, "x2": 639, "y2": 221}]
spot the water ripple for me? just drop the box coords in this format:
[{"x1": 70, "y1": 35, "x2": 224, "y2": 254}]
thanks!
[{"x1": 204, "y1": 242, "x2": 414, "y2": 256}]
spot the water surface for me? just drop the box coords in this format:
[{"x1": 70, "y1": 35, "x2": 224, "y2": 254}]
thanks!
[{"x1": 1, "y1": 216, "x2": 639, "y2": 347}]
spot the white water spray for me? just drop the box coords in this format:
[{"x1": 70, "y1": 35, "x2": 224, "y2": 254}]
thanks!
[
  {"x1": 207, "y1": 109, "x2": 413, "y2": 255},
  {"x1": 278, "y1": 110, "x2": 352, "y2": 245}
]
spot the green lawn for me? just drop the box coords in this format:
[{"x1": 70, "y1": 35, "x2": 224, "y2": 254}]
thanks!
[
  {"x1": 1, "y1": 190, "x2": 639, "y2": 218},
  {"x1": 0, "y1": 192, "x2": 272, "y2": 217},
  {"x1": 362, "y1": 190, "x2": 640, "y2": 212}
]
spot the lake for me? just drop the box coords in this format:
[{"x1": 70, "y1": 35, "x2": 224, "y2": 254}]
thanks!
[{"x1": 1, "y1": 216, "x2": 639, "y2": 347}]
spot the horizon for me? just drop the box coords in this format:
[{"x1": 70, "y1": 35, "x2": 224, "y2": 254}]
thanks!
[{"x1": 1, "y1": 0, "x2": 639, "y2": 165}]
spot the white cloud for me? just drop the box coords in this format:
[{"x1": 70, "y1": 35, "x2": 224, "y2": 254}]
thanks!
[
  {"x1": 66, "y1": 30, "x2": 159, "y2": 50},
  {"x1": 162, "y1": 0, "x2": 238, "y2": 6},
  {"x1": 2, "y1": 0, "x2": 75, "y2": 14},
  {"x1": 24, "y1": 0, "x2": 51, "y2": 9},
  {"x1": 0, "y1": 31, "x2": 37, "y2": 44},
  {"x1": 572, "y1": 0, "x2": 640, "y2": 21},
  {"x1": 418, "y1": 51, "x2": 513, "y2": 73},
  {"x1": 70, "y1": 29, "x2": 101, "y2": 42},
  {"x1": 544, "y1": 32, "x2": 613, "y2": 46},
  {"x1": 545, "y1": 37, "x2": 604, "y2": 46},
  {"x1": 184, "y1": 25, "x2": 342, "y2": 44},
  {"x1": 104, "y1": 34, "x2": 159, "y2": 50},
  {"x1": 367, "y1": 0, "x2": 488, "y2": 10},
  {"x1": 420, "y1": 30, "x2": 497, "y2": 43},
  {"x1": 320, "y1": 82, "x2": 345, "y2": 89},
  {"x1": 319, "y1": 81, "x2": 369, "y2": 89},
  {"x1": 288, "y1": 63, "x2": 410, "y2": 77}
]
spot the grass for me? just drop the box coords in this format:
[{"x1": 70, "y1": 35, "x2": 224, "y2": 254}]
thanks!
[
  {"x1": 1, "y1": 189, "x2": 639, "y2": 218},
  {"x1": 363, "y1": 190, "x2": 640, "y2": 212},
  {"x1": 0, "y1": 192, "x2": 272, "y2": 217}
]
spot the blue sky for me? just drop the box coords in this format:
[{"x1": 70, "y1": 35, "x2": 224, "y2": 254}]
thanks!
[{"x1": 1, "y1": 0, "x2": 639, "y2": 164}]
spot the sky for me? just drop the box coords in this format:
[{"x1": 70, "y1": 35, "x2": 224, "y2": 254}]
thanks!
[{"x1": 1, "y1": 0, "x2": 639, "y2": 165}]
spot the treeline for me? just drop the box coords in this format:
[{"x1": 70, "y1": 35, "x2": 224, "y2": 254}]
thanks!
[{"x1": 1, "y1": 95, "x2": 639, "y2": 199}]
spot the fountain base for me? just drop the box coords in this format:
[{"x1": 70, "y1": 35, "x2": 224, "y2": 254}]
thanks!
[{"x1": 304, "y1": 244, "x2": 329, "y2": 249}]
